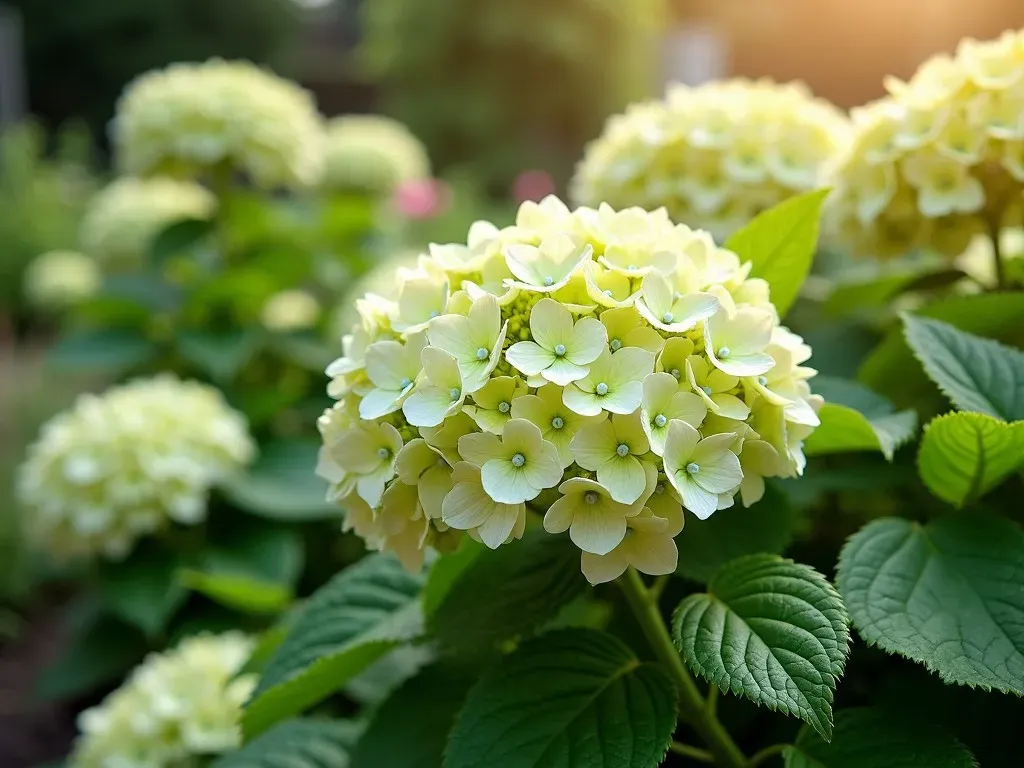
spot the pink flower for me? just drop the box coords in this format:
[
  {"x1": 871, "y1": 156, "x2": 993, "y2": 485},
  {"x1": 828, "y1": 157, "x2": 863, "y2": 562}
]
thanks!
[
  {"x1": 513, "y1": 170, "x2": 556, "y2": 203},
  {"x1": 393, "y1": 179, "x2": 450, "y2": 220}
]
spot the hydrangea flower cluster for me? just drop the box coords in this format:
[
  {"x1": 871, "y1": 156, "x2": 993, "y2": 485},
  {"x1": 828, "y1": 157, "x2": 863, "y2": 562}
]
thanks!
[
  {"x1": 571, "y1": 79, "x2": 848, "y2": 240},
  {"x1": 70, "y1": 632, "x2": 255, "y2": 768},
  {"x1": 23, "y1": 250, "x2": 100, "y2": 309},
  {"x1": 318, "y1": 197, "x2": 820, "y2": 584},
  {"x1": 322, "y1": 114, "x2": 431, "y2": 195},
  {"x1": 827, "y1": 29, "x2": 1024, "y2": 260},
  {"x1": 17, "y1": 375, "x2": 256, "y2": 561},
  {"x1": 80, "y1": 177, "x2": 216, "y2": 267},
  {"x1": 112, "y1": 59, "x2": 325, "y2": 190}
]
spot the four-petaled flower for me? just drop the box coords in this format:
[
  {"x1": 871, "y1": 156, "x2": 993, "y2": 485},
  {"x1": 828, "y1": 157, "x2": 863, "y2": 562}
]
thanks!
[
  {"x1": 428, "y1": 293, "x2": 508, "y2": 393},
  {"x1": 359, "y1": 332, "x2": 428, "y2": 420},
  {"x1": 563, "y1": 346, "x2": 655, "y2": 416},
  {"x1": 685, "y1": 354, "x2": 749, "y2": 420},
  {"x1": 505, "y1": 233, "x2": 592, "y2": 293},
  {"x1": 457, "y1": 418, "x2": 562, "y2": 504},
  {"x1": 505, "y1": 298, "x2": 608, "y2": 385},
  {"x1": 402, "y1": 347, "x2": 468, "y2": 427},
  {"x1": 663, "y1": 420, "x2": 742, "y2": 520},
  {"x1": 580, "y1": 503, "x2": 685, "y2": 585},
  {"x1": 396, "y1": 439, "x2": 454, "y2": 520},
  {"x1": 441, "y1": 462, "x2": 526, "y2": 549},
  {"x1": 703, "y1": 306, "x2": 775, "y2": 377},
  {"x1": 329, "y1": 421, "x2": 404, "y2": 507},
  {"x1": 640, "y1": 372, "x2": 708, "y2": 456},
  {"x1": 464, "y1": 376, "x2": 529, "y2": 434},
  {"x1": 635, "y1": 271, "x2": 720, "y2": 333},
  {"x1": 571, "y1": 412, "x2": 653, "y2": 504},
  {"x1": 510, "y1": 384, "x2": 606, "y2": 469}
]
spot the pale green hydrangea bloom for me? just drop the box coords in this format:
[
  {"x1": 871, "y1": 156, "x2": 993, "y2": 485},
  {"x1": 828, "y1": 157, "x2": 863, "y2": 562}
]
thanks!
[
  {"x1": 260, "y1": 289, "x2": 321, "y2": 332},
  {"x1": 23, "y1": 250, "x2": 101, "y2": 309},
  {"x1": 17, "y1": 376, "x2": 255, "y2": 561},
  {"x1": 80, "y1": 177, "x2": 215, "y2": 266},
  {"x1": 112, "y1": 59, "x2": 325, "y2": 189},
  {"x1": 572, "y1": 79, "x2": 849, "y2": 240},
  {"x1": 322, "y1": 114, "x2": 430, "y2": 194},
  {"x1": 318, "y1": 196, "x2": 820, "y2": 584},
  {"x1": 70, "y1": 632, "x2": 256, "y2": 768}
]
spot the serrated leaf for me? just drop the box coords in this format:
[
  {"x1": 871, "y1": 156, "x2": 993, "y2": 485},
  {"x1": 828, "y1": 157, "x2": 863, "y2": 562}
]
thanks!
[
  {"x1": 725, "y1": 188, "x2": 829, "y2": 318},
  {"x1": 672, "y1": 554, "x2": 850, "y2": 739},
  {"x1": 243, "y1": 554, "x2": 425, "y2": 739},
  {"x1": 429, "y1": 530, "x2": 588, "y2": 652},
  {"x1": 350, "y1": 664, "x2": 475, "y2": 768},
  {"x1": 784, "y1": 707, "x2": 977, "y2": 768},
  {"x1": 903, "y1": 314, "x2": 1024, "y2": 421},
  {"x1": 860, "y1": 292, "x2": 1024, "y2": 410},
  {"x1": 99, "y1": 546, "x2": 186, "y2": 636},
  {"x1": 837, "y1": 515, "x2": 1024, "y2": 694},
  {"x1": 676, "y1": 483, "x2": 796, "y2": 583},
  {"x1": 804, "y1": 403, "x2": 917, "y2": 461},
  {"x1": 221, "y1": 439, "x2": 341, "y2": 521},
  {"x1": 211, "y1": 718, "x2": 363, "y2": 768},
  {"x1": 445, "y1": 629, "x2": 676, "y2": 768},
  {"x1": 917, "y1": 412, "x2": 1024, "y2": 506}
]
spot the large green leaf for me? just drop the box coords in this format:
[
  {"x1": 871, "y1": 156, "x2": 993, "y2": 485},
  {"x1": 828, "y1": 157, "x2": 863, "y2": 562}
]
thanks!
[
  {"x1": 860, "y1": 292, "x2": 1024, "y2": 410},
  {"x1": 221, "y1": 439, "x2": 341, "y2": 521},
  {"x1": 724, "y1": 188, "x2": 829, "y2": 318},
  {"x1": 824, "y1": 265, "x2": 966, "y2": 317},
  {"x1": 150, "y1": 218, "x2": 215, "y2": 266},
  {"x1": 675, "y1": 483, "x2": 796, "y2": 583},
  {"x1": 784, "y1": 707, "x2": 976, "y2": 768},
  {"x1": 445, "y1": 629, "x2": 676, "y2": 768},
  {"x1": 350, "y1": 664, "x2": 475, "y2": 768},
  {"x1": 99, "y1": 546, "x2": 186, "y2": 636},
  {"x1": 429, "y1": 530, "x2": 588, "y2": 652},
  {"x1": 211, "y1": 718, "x2": 363, "y2": 768},
  {"x1": 420, "y1": 539, "x2": 485, "y2": 619},
  {"x1": 47, "y1": 329, "x2": 158, "y2": 373},
  {"x1": 243, "y1": 554, "x2": 424, "y2": 738},
  {"x1": 837, "y1": 515, "x2": 1024, "y2": 694},
  {"x1": 178, "y1": 570, "x2": 292, "y2": 615},
  {"x1": 804, "y1": 403, "x2": 917, "y2": 461},
  {"x1": 903, "y1": 313, "x2": 1024, "y2": 421},
  {"x1": 672, "y1": 555, "x2": 850, "y2": 739},
  {"x1": 917, "y1": 412, "x2": 1024, "y2": 506}
]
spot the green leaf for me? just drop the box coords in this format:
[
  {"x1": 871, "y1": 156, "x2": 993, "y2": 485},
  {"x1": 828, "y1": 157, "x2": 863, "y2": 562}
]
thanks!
[
  {"x1": 211, "y1": 718, "x2": 363, "y2": 768},
  {"x1": 804, "y1": 403, "x2": 917, "y2": 461},
  {"x1": 837, "y1": 514, "x2": 1024, "y2": 694},
  {"x1": 421, "y1": 538, "x2": 485, "y2": 619},
  {"x1": 36, "y1": 615, "x2": 147, "y2": 701},
  {"x1": 177, "y1": 330, "x2": 259, "y2": 383},
  {"x1": 903, "y1": 313, "x2": 1024, "y2": 421},
  {"x1": 350, "y1": 664, "x2": 475, "y2": 768},
  {"x1": 784, "y1": 707, "x2": 977, "y2": 768},
  {"x1": 221, "y1": 439, "x2": 341, "y2": 521},
  {"x1": 445, "y1": 629, "x2": 677, "y2": 768},
  {"x1": 860, "y1": 292, "x2": 1024, "y2": 410},
  {"x1": 179, "y1": 570, "x2": 292, "y2": 615},
  {"x1": 99, "y1": 274, "x2": 182, "y2": 312},
  {"x1": 345, "y1": 644, "x2": 436, "y2": 706},
  {"x1": 47, "y1": 329, "x2": 157, "y2": 373},
  {"x1": 810, "y1": 376, "x2": 894, "y2": 417},
  {"x1": 917, "y1": 412, "x2": 1024, "y2": 506},
  {"x1": 676, "y1": 483, "x2": 796, "y2": 582},
  {"x1": 824, "y1": 266, "x2": 966, "y2": 317},
  {"x1": 429, "y1": 530, "x2": 588, "y2": 652},
  {"x1": 243, "y1": 554, "x2": 425, "y2": 739},
  {"x1": 724, "y1": 188, "x2": 829, "y2": 318},
  {"x1": 672, "y1": 554, "x2": 850, "y2": 739},
  {"x1": 151, "y1": 218, "x2": 215, "y2": 266},
  {"x1": 99, "y1": 546, "x2": 186, "y2": 636}
]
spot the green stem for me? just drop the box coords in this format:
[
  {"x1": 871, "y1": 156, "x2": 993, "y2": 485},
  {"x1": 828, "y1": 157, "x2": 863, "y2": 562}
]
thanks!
[
  {"x1": 617, "y1": 568, "x2": 747, "y2": 768},
  {"x1": 746, "y1": 743, "x2": 790, "y2": 768},
  {"x1": 706, "y1": 684, "x2": 719, "y2": 717},
  {"x1": 990, "y1": 223, "x2": 1006, "y2": 291},
  {"x1": 671, "y1": 741, "x2": 715, "y2": 763}
]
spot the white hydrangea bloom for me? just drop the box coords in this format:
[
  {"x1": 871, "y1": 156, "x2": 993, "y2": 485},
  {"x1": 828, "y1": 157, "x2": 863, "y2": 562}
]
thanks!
[
  {"x1": 80, "y1": 177, "x2": 216, "y2": 266},
  {"x1": 112, "y1": 59, "x2": 325, "y2": 189},
  {"x1": 318, "y1": 197, "x2": 820, "y2": 584},
  {"x1": 827, "y1": 29, "x2": 1024, "y2": 260},
  {"x1": 70, "y1": 632, "x2": 256, "y2": 768},
  {"x1": 17, "y1": 375, "x2": 256, "y2": 561},
  {"x1": 571, "y1": 79, "x2": 849, "y2": 240},
  {"x1": 23, "y1": 250, "x2": 101, "y2": 309},
  {"x1": 322, "y1": 114, "x2": 431, "y2": 194},
  {"x1": 260, "y1": 289, "x2": 321, "y2": 332}
]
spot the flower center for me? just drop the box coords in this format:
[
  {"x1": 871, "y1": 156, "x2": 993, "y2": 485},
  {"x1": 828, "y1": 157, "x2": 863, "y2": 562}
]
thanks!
[
  {"x1": 616, "y1": 443, "x2": 630, "y2": 457},
  {"x1": 701, "y1": 385, "x2": 713, "y2": 396},
  {"x1": 662, "y1": 312, "x2": 674, "y2": 324},
  {"x1": 498, "y1": 401, "x2": 511, "y2": 413},
  {"x1": 654, "y1": 414, "x2": 667, "y2": 428},
  {"x1": 476, "y1": 347, "x2": 489, "y2": 360},
  {"x1": 584, "y1": 491, "x2": 599, "y2": 504},
  {"x1": 399, "y1": 377, "x2": 412, "y2": 389},
  {"x1": 669, "y1": 368, "x2": 680, "y2": 379},
  {"x1": 429, "y1": 310, "x2": 440, "y2": 319},
  {"x1": 551, "y1": 416, "x2": 565, "y2": 429},
  {"x1": 628, "y1": 264, "x2": 637, "y2": 271},
  {"x1": 511, "y1": 453, "x2": 526, "y2": 467},
  {"x1": 717, "y1": 346, "x2": 731, "y2": 359},
  {"x1": 554, "y1": 344, "x2": 567, "y2": 357},
  {"x1": 377, "y1": 448, "x2": 391, "y2": 460},
  {"x1": 595, "y1": 382, "x2": 609, "y2": 396},
  {"x1": 686, "y1": 462, "x2": 700, "y2": 475},
  {"x1": 543, "y1": 275, "x2": 554, "y2": 286},
  {"x1": 758, "y1": 375, "x2": 768, "y2": 386},
  {"x1": 673, "y1": 291, "x2": 684, "y2": 301},
  {"x1": 449, "y1": 387, "x2": 461, "y2": 401},
  {"x1": 604, "y1": 289, "x2": 614, "y2": 297},
  {"x1": 655, "y1": 483, "x2": 665, "y2": 495},
  {"x1": 609, "y1": 338, "x2": 622, "y2": 351}
]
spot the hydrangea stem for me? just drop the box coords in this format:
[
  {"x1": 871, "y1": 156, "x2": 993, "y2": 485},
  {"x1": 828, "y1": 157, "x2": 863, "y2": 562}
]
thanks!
[
  {"x1": 617, "y1": 568, "x2": 747, "y2": 768},
  {"x1": 990, "y1": 222, "x2": 1006, "y2": 291}
]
